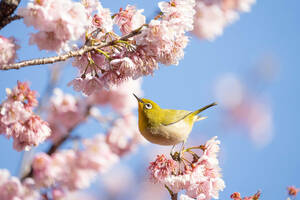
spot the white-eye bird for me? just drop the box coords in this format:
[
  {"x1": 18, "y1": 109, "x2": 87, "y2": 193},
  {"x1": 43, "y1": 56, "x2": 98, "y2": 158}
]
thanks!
[{"x1": 133, "y1": 94, "x2": 217, "y2": 146}]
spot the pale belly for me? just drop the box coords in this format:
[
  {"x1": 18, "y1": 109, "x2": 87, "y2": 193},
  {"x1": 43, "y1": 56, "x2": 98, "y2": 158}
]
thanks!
[{"x1": 140, "y1": 119, "x2": 193, "y2": 146}]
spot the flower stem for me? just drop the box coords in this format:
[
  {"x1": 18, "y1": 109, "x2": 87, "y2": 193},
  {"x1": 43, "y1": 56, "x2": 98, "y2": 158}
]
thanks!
[{"x1": 165, "y1": 185, "x2": 178, "y2": 200}]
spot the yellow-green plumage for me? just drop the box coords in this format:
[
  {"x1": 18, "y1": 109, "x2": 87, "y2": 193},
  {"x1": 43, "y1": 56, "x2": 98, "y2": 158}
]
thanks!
[{"x1": 134, "y1": 95, "x2": 216, "y2": 146}]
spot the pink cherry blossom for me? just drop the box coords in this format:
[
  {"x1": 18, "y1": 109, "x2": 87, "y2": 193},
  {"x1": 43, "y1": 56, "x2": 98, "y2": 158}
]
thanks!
[
  {"x1": 193, "y1": 1, "x2": 237, "y2": 40},
  {"x1": 72, "y1": 51, "x2": 107, "y2": 75},
  {"x1": 0, "y1": 169, "x2": 40, "y2": 200},
  {"x1": 47, "y1": 89, "x2": 87, "y2": 142},
  {"x1": 135, "y1": 0, "x2": 195, "y2": 66},
  {"x1": 11, "y1": 115, "x2": 51, "y2": 151},
  {"x1": 29, "y1": 31, "x2": 65, "y2": 51},
  {"x1": 114, "y1": 5, "x2": 146, "y2": 35},
  {"x1": 32, "y1": 135, "x2": 119, "y2": 191},
  {"x1": 91, "y1": 3, "x2": 113, "y2": 33},
  {"x1": 7, "y1": 81, "x2": 38, "y2": 108},
  {"x1": 192, "y1": 0, "x2": 256, "y2": 40},
  {"x1": 70, "y1": 0, "x2": 195, "y2": 95},
  {"x1": 88, "y1": 78, "x2": 142, "y2": 114},
  {"x1": 52, "y1": 188, "x2": 65, "y2": 200},
  {"x1": 0, "y1": 82, "x2": 51, "y2": 151},
  {"x1": 32, "y1": 153, "x2": 55, "y2": 187},
  {"x1": 148, "y1": 137, "x2": 225, "y2": 200},
  {"x1": 106, "y1": 114, "x2": 144, "y2": 156},
  {"x1": 0, "y1": 100, "x2": 31, "y2": 126},
  {"x1": 135, "y1": 18, "x2": 190, "y2": 66},
  {"x1": 0, "y1": 118, "x2": 5, "y2": 134},
  {"x1": 68, "y1": 73, "x2": 103, "y2": 96},
  {"x1": 149, "y1": 154, "x2": 177, "y2": 183},
  {"x1": 81, "y1": 0, "x2": 101, "y2": 14},
  {"x1": 0, "y1": 36, "x2": 19, "y2": 67},
  {"x1": 78, "y1": 134, "x2": 119, "y2": 172},
  {"x1": 158, "y1": 0, "x2": 196, "y2": 33},
  {"x1": 19, "y1": 0, "x2": 90, "y2": 52}
]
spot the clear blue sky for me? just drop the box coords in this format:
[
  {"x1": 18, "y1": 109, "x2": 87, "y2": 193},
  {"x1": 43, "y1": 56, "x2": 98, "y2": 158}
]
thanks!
[{"x1": 0, "y1": 0, "x2": 300, "y2": 199}]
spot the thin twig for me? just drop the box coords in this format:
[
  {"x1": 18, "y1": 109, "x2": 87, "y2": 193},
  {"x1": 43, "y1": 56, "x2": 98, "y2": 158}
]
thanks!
[
  {"x1": 1, "y1": 25, "x2": 146, "y2": 70},
  {"x1": 165, "y1": 185, "x2": 178, "y2": 200}
]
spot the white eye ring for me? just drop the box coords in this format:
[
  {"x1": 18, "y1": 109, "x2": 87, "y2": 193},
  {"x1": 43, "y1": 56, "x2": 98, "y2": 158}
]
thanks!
[{"x1": 145, "y1": 103, "x2": 152, "y2": 109}]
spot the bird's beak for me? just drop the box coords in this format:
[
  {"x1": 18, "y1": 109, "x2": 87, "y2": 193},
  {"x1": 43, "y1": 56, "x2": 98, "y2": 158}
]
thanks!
[{"x1": 133, "y1": 93, "x2": 145, "y2": 104}]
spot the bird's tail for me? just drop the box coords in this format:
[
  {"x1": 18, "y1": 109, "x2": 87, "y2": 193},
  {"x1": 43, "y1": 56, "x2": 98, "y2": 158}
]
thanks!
[{"x1": 193, "y1": 102, "x2": 217, "y2": 121}]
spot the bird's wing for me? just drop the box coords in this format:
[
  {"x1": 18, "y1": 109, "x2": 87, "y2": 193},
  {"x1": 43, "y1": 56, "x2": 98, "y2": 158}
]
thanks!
[{"x1": 160, "y1": 109, "x2": 193, "y2": 126}]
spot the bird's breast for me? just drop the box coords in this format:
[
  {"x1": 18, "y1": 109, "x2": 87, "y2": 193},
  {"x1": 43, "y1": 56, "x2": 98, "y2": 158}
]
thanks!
[{"x1": 139, "y1": 118, "x2": 194, "y2": 146}]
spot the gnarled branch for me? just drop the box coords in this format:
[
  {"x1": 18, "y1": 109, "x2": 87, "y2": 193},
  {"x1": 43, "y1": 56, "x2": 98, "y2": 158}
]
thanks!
[
  {"x1": 0, "y1": 0, "x2": 21, "y2": 30},
  {"x1": 0, "y1": 14, "x2": 22, "y2": 29}
]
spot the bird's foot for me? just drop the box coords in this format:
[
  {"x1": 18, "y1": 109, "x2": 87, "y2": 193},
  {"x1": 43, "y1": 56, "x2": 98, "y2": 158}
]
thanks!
[
  {"x1": 170, "y1": 148, "x2": 186, "y2": 162},
  {"x1": 170, "y1": 151, "x2": 181, "y2": 161}
]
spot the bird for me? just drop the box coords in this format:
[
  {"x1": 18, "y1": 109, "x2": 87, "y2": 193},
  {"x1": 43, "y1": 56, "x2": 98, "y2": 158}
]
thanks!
[{"x1": 133, "y1": 94, "x2": 217, "y2": 147}]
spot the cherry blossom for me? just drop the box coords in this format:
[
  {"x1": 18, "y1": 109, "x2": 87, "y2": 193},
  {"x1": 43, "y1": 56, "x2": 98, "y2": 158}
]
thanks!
[
  {"x1": 19, "y1": 0, "x2": 90, "y2": 51},
  {"x1": 192, "y1": 0, "x2": 256, "y2": 40},
  {"x1": 88, "y1": 78, "x2": 142, "y2": 114},
  {"x1": 148, "y1": 137, "x2": 225, "y2": 199},
  {"x1": 0, "y1": 36, "x2": 19, "y2": 67},
  {"x1": 47, "y1": 88, "x2": 87, "y2": 142},
  {"x1": 114, "y1": 5, "x2": 146, "y2": 35},
  {"x1": 149, "y1": 154, "x2": 176, "y2": 183},
  {"x1": 11, "y1": 115, "x2": 51, "y2": 151},
  {"x1": 0, "y1": 169, "x2": 40, "y2": 200},
  {"x1": 0, "y1": 81, "x2": 51, "y2": 151},
  {"x1": 70, "y1": 0, "x2": 195, "y2": 95}
]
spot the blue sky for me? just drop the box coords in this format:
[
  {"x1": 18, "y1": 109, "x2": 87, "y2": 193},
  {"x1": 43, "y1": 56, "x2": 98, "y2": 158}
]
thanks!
[{"x1": 0, "y1": 0, "x2": 300, "y2": 199}]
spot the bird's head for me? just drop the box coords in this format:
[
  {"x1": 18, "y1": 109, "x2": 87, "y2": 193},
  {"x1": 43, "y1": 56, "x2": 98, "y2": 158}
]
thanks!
[{"x1": 133, "y1": 94, "x2": 162, "y2": 121}]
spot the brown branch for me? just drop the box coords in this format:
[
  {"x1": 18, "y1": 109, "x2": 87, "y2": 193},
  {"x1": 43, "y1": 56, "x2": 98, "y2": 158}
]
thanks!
[
  {"x1": 0, "y1": 14, "x2": 22, "y2": 30},
  {"x1": 1, "y1": 25, "x2": 145, "y2": 70},
  {"x1": 165, "y1": 185, "x2": 178, "y2": 200},
  {"x1": 0, "y1": 0, "x2": 21, "y2": 30}
]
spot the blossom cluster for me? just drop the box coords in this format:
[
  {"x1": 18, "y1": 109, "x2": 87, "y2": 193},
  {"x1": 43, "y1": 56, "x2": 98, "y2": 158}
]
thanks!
[
  {"x1": 18, "y1": 0, "x2": 90, "y2": 51},
  {"x1": 193, "y1": 0, "x2": 256, "y2": 40},
  {"x1": 0, "y1": 81, "x2": 51, "y2": 151},
  {"x1": 47, "y1": 88, "x2": 87, "y2": 143},
  {"x1": 149, "y1": 136, "x2": 225, "y2": 200},
  {"x1": 68, "y1": 0, "x2": 196, "y2": 95},
  {"x1": 32, "y1": 116, "x2": 142, "y2": 196},
  {"x1": 15, "y1": 0, "x2": 256, "y2": 96},
  {"x1": 0, "y1": 36, "x2": 19, "y2": 67},
  {"x1": 47, "y1": 78, "x2": 142, "y2": 143},
  {"x1": 0, "y1": 169, "x2": 40, "y2": 200}
]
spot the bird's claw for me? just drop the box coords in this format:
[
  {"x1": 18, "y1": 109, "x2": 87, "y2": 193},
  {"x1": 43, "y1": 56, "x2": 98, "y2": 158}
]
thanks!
[{"x1": 170, "y1": 151, "x2": 181, "y2": 161}]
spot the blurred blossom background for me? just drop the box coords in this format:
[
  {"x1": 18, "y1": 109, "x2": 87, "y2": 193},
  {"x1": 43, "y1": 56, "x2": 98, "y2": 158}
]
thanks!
[{"x1": 0, "y1": 0, "x2": 299, "y2": 199}]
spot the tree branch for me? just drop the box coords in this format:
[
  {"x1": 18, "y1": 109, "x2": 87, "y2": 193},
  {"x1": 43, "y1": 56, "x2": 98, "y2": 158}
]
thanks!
[
  {"x1": 165, "y1": 185, "x2": 178, "y2": 200},
  {"x1": 0, "y1": 14, "x2": 22, "y2": 30},
  {"x1": 0, "y1": 0, "x2": 21, "y2": 30},
  {"x1": 1, "y1": 25, "x2": 145, "y2": 70}
]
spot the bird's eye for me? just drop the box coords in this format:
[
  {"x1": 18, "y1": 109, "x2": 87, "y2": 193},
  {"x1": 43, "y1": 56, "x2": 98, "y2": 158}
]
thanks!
[{"x1": 145, "y1": 103, "x2": 152, "y2": 109}]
